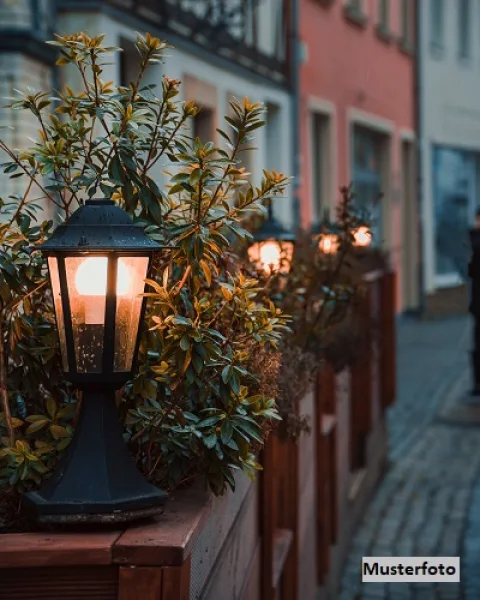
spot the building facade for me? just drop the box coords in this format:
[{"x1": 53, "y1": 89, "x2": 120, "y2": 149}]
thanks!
[
  {"x1": 298, "y1": 0, "x2": 418, "y2": 312},
  {"x1": 418, "y1": 0, "x2": 480, "y2": 316},
  {"x1": 0, "y1": 0, "x2": 295, "y2": 228}
]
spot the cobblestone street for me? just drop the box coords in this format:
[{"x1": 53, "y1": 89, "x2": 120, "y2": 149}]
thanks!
[{"x1": 338, "y1": 315, "x2": 480, "y2": 600}]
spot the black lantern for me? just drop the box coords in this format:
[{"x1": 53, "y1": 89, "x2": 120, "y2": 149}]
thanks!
[
  {"x1": 25, "y1": 199, "x2": 167, "y2": 523},
  {"x1": 248, "y1": 202, "x2": 295, "y2": 275}
]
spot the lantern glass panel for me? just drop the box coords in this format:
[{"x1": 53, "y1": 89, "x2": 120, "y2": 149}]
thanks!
[
  {"x1": 65, "y1": 256, "x2": 107, "y2": 373},
  {"x1": 47, "y1": 257, "x2": 68, "y2": 372},
  {"x1": 114, "y1": 256, "x2": 149, "y2": 372}
]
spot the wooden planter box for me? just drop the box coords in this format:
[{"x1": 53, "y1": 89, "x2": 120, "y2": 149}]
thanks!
[
  {"x1": 0, "y1": 475, "x2": 259, "y2": 600},
  {"x1": 0, "y1": 271, "x2": 397, "y2": 600}
]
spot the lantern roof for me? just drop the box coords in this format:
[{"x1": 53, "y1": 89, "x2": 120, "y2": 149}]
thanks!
[
  {"x1": 311, "y1": 220, "x2": 341, "y2": 236},
  {"x1": 252, "y1": 216, "x2": 296, "y2": 243},
  {"x1": 39, "y1": 199, "x2": 164, "y2": 253}
]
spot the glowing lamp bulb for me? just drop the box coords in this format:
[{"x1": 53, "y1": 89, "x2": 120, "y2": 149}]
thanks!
[
  {"x1": 75, "y1": 257, "x2": 131, "y2": 323},
  {"x1": 319, "y1": 234, "x2": 338, "y2": 255},
  {"x1": 353, "y1": 226, "x2": 372, "y2": 248},
  {"x1": 259, "y1": 241, "x2": 281, "y2": 272},
  {"x1": 75, "y1": 257, "x2": 131, "y2": 296}
]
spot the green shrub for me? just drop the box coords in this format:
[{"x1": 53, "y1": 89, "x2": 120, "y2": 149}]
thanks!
[{"x1": 0, "y1": 32, "x2": 290, "y2": 502}]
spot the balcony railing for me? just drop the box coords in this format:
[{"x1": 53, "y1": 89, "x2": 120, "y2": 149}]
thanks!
[{"x1": 104, "y1": 0, "x2": 290, "y2": 83}]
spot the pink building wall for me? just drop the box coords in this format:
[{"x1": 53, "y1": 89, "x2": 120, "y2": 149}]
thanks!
[{"x1": 298, "y1": 0, "x2": 416, "y2": 309}]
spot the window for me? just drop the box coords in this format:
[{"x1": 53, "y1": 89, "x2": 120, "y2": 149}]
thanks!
[
  {"x1": 119, "y1": 40, "x2": 136, "y2": 88},
  {"x1": 192, "y1": 107, "x2": 215, "y2": 143},
  {"x1": 343, "y1": 0, "x2": 367, "y2": 26},
  {"x1": 430, "y1": 0, "x2": 445, "y2": 50},
  {"x1": 352, "y1": 126, "x2": 385, "y2": 245},
  {"x1": 433, "y1": 147, "x2": 477, "y2": 284},
  {"x1": 459, "y1": 0, "x2": 471, "y2": 59},
  {"x1": 400, "y1": 0, "x2": 414, "y2": 48},
  {"x1": 378, "y1": 0, "x2": 389, "y2": 29},
  {"x1": 311, "y1": 113, "x2": 330, "y2": 225}
]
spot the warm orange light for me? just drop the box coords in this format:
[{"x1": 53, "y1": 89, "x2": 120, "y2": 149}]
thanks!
[
  {"x1": 248, "y1": 240, "x2": 293, "y2": 275},
  {"x1": 75, "y1": 257, "x2": 132, "y2": 324},
  {"x1": 353, "y1": 226, "x2": 372, "y2": 248},
  {"x1": 75, "y1": 257, "x2": 131, "y2": 296},
  {"x1": 318, "y1": 233, "x2": 339, "y2": 255}
]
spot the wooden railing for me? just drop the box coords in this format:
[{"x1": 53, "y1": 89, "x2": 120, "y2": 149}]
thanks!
[
  {"x1": 0, "y1": 271, "x2": 397, "y2": 600},
  {"x1": 260, "y1": 269, "x2": 397, "y2": 600}
]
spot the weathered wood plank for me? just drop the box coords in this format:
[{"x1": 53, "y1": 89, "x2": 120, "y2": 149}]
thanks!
[
  {"x1": 278, "y1": 436, "x2": 299, "y2": 600},
  {"x1": 380, "y1": 271, "x2": 397, "y2": 410},
  {"x1": 0, "y1": 531, "x2": 122, "y2": 568},
  {"x1": 119, "y1": 566, "x2": 162, "y2": 600},
  {"x1": 161, "y1": 556, "x2": 191, "y2": 600},
  {"x1": 113, "y1": 481, "x2": 212, "y2": 567},
  {"x1": 272, "y1": 528, "x2": 293, "y2": 589},
  {"x1": 260, "y1": 437, "x2": 276, "y2": 600},
  {"x1": 349, "y1": 283, "x2": 373, "y2": 470}
]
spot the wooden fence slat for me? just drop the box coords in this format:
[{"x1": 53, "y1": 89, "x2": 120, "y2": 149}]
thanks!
[
  {"x1": 161, "y1": 556, "x2": 191, "y2": 600},
  {"x1": 328, "y1": 428, "x2": 338, "y2": 545},
  {"x1": 277, "y1": 436, "x2": 299, "y2": 600},
  {"x1": 119, "y1": 566, "x2": 163, "y2": 600},
  {"x1": 349, "y1": 283, "x2": 374, "y2": 470},
  {"x1": 260, "y1": 438, "x2": 276, "y2": 600},
  {"x1": 380, "y1": 271, "x2": 397, "y2": 410}
]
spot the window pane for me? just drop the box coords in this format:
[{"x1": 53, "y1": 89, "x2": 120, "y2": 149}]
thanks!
[
  {"x1": 64, "y1": 256, "x2": 106, "y2": 373},
  {"x1": 433, "y1": 147, "x2": 473, "y2": 278},
  {"x1": 114, "y1": 256, "x2": 149, "y2": 372},
  {"x1": 48, "y1": 257, "x2": 68, "y2": 372},
  {"x1": 459, "y1": 0, "x2": 470, "y2": 58},
  {"x1": 352, "y1": 127, "x2": 383, "y2": 244},
  {"x1": 430, "y1": 0, "x2": 444, "y2": 46},
  {"x1": 378, "y1": 0, "x2": 388, "y2": 26}
]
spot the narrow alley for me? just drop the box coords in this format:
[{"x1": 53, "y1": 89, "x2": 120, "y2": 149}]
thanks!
[{"x1": 339, "y1": 315, "x2": 479, "y2": 599}]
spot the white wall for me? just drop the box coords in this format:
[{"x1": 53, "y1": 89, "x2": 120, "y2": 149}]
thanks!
[
  {"x1": 58, "y1": 11, "x2": 294, "y2": 229},
  {"x1": 420, "y1": 0, "x2": 480, "y2": 293},
  {"x1": 0, "y1": 53, "x2": 53, "y2": 217}
]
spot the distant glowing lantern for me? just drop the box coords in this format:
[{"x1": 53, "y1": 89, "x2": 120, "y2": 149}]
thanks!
[
  {"x1": 352, "y1": 225, "x2": 372, "y2": 248},
  {"x1": 248, "y1": 203, "x2": 295, "y2": 275},
  {"x1": 318, "y1": 233, "x2": 339, "y2": 255},
  {"x1": 311, "y1": 211, "x2": 340, "y2": 255}
]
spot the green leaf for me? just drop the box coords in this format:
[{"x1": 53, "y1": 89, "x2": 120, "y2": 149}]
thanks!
[
  {"x1": 172, "y1": 316, "x2": 192, "y2": 327},
  {"x1": 221, "y1": 420, "x2": 233, "y2": 445},
  {"x1": 142, "y1": 378, "x2": 157, "y2": 400},
  {"x1": 56, "y1": 437, "x2": 72, "y2": 451},
  {"x1": 50, "y1": 424, "x2": 70, "y2": 439},
  {"x1": 221, "y1": 365, "x2": 232, "y2": 384},
  {"x1": 46, "y1": 397, "x2": 56, "y2": 419},
  {"x1": 203, "y1": 433, "x2": 217, "y2": 449},
  {"x1": 180, "y1": 335, "x2": 190, "y2": 351},
  {"x1": 199, "y1": 415, "x2": 224, "y2": 428},
  {"x1": 26, "y1": 419, "x2": 49, "y2": 434},
  {"x1": 233, "y1": 419, "x2": 263, "y2": 444}
]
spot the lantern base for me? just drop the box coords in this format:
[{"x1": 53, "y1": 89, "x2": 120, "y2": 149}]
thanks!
[
  {"x1": 24, "y1": 389, "x2": 167, "y2": 522},
  {"x1": 33, "y1": 504, "x2": 164, "y2": 525}
]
